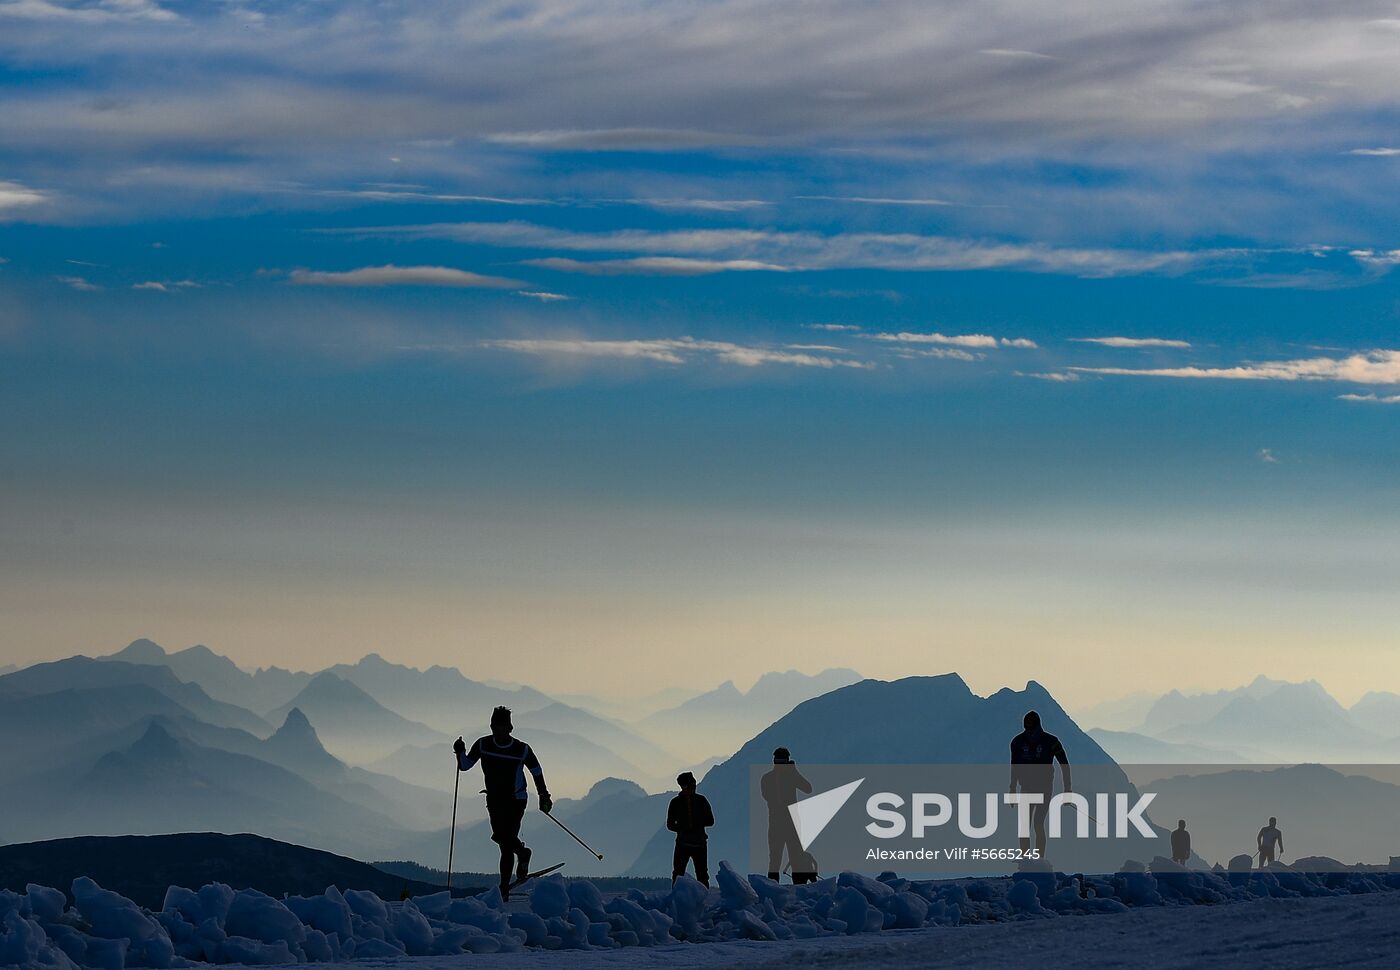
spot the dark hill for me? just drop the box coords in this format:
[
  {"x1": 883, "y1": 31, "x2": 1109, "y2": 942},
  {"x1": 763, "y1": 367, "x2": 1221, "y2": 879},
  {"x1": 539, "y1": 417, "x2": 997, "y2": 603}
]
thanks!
[{"x1": 0, "y1": 833, "x2": 444, "y2": 910}]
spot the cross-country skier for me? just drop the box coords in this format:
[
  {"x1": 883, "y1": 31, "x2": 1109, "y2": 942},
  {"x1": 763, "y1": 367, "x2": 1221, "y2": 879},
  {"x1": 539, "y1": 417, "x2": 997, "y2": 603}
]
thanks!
[
  {"x1": 1171, "y1": 819, "x2": 1191, "y2": 865},
  {"x1": 760, "y1": 746, "x2": 811, "y2": 882},
  {"x1": 1008, "y1": 710, "x2": 1071, "y2": 858},
  {"x1": 453, "y1": 706, "x2": 552, "y2": 899},
  {"x1": 667, "y1": 771, "x2": 714, "y2": 886},
  {"x1": 1257, "y1": 816, "x2": 1283, "y2": 868}
]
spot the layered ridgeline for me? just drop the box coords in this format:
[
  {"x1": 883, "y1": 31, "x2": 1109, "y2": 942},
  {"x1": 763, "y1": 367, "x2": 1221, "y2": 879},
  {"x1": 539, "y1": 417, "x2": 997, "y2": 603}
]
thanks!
[
  {"x1": 1080, "y1": 676, "x2": 1400, "y2": 763},
  {"x1": 629, "y1": 675, "x2": 1153, "y2": 878}
]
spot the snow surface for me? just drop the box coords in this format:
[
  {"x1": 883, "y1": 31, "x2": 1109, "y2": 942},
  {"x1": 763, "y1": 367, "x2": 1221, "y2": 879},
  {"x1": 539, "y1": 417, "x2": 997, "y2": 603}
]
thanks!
[{"x1": 3, "y1": 859, "x2": 1397, "y2": 969}]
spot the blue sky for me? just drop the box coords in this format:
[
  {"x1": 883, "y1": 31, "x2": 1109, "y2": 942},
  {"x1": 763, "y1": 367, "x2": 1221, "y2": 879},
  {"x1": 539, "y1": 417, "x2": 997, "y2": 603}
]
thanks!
[{"x1": 2, "y1": 0, "x2": 1399, "y2": 705}]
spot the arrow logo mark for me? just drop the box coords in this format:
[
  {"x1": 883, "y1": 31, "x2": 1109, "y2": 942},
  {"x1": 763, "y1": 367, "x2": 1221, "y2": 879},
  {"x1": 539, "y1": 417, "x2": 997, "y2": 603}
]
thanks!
[{"x1": 788, "y1": 778, "x2": 864, "y2": 851}]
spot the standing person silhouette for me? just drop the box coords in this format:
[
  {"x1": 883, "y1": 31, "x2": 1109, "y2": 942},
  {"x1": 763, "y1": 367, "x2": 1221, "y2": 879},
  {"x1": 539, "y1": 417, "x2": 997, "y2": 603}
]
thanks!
[
  {"x1": 1171, "y1": 820, "x2": 1191, "y2": 865},
  {"x1": 760, "y1": 747, "x2": 811, "y2": 882},
  {"x1": 1008, "y1": 711, "x2": 1071, "y2": 858},
  {"x1": 1257, "y1": 817, "x2": 1283, "y2": 868},
  {"x1": 666, "y1": 771, "x2": 714, "y2": 886},
  {"x1": 453, "y1": 706, "x2": 552, "y2": 900}
]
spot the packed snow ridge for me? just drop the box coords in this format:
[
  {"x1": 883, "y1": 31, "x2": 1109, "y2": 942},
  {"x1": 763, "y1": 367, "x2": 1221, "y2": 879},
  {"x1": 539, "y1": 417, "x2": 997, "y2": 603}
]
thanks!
[{"x1": 3, "y1": 859, "x2": 1398, "y2": 968}]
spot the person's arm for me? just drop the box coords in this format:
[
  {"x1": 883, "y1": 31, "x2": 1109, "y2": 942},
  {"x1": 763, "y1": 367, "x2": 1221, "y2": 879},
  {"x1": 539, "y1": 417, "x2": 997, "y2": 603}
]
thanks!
[
  {"x1": 1055, "y1": 742, "x2": 1071, "y2": 792},
  {"x1": 1008, "y1": 743, "x2": 1019, "y2": 793},
  {"x1": 454, "y1": 737, "x2": 481, "y2": 772},
  {"x1": 666, "y1": 797, "x2": 680, "y2": 833},
  {"x1": 524, "y1": 744, "x2": 552, "y2": 811},
  {"x1": 1257, "y1": 828, "x2": 1265, "y2": 849},
  {"x1": 701, "y1": 795, "x2": 715, "y2": 829},
  {"x1": 1277, "y1": 831, "x2": 1283, "y2": 855},
  {"x1": 794, "y1": 768, "x2": 812, "y2": 794}
]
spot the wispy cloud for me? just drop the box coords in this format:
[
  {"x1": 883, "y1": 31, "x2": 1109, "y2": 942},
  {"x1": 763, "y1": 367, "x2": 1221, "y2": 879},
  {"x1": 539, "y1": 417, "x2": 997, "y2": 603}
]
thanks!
[
  {"x1": 979, "y1": 48, "x2": 1058, "y2": 60},
  {"x1": 357, "y1": 220, "x2": 1210, "y2": 279},
  {"x1": 1257, "y1": 448, "x2": 1279, "y2": 463},
  {"x1": 481, "y1": 336, "x2": 872, "y2": 369},
  {"x1": 1071, "y1": 350, "x2": 1400, "y2": 385},
  {"x1": 0, "y1": 180, "x2": 48, "y2": 213},
  {"x1": 1019, "y1": 371, "x2": 1081, "y2": 382},
  {"x1": 1071, "y1": 336, "x2": 1192, "y2": 348},
  {"x1": 0, "y1": 0, "x2": 175, "y2": 23},
  {"x1": 797, "y1": 195, "x2": 956, "y2": 207},
  {"x1": 54, "y1": 274, "x2": 99, "y2": 291},
  {"x1": 523, "y1": 257, "x2": 787, "y2": 276},
  {"x1": 288, "y1": 265, "x2": 520, "y2": 288},
  {"x1": 132, "y1": 279, "x2": 199, "y2": 292},
  {"x1": 1346, "y1": 148, "x2": 1400, "y2": 157},
  {"x1": 868, "y1": 331, "x2": 1037, "y2": 349},
  {"x1": 807, "y1": 323, "x2": 861, "y2": 332},
  {"x1": 516, "y1": 290, "x2": 572, "y2": 302},
  {"x1": 1349, "y1": 249, "x2": 1400, "y2": 267},
  {"x1": 485, "y1": 128, "x2": 750, "y2": 150},
  {"x1": 1338, "y1": 392, "x2": 1400, "y2": 404}
]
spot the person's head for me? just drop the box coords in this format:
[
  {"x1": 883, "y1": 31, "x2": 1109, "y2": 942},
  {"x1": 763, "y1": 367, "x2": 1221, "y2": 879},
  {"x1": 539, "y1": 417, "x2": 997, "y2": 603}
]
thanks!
[
  {"x1": 1177, "y1": 819, "x2": 1186, "y2": 830},
  {"x1": 490, "y1": 706, "x2": 513, "y2": 739},
  {"x1": 1023, "y1": 710, "x2": 1041, "y2": 731},
  {"x1": 677, "y1": 771, "x2": 697, "y2": 792},
  {"x1": 1269, "y1": 816, "x2": 1277, "y2": 827},
  {"x1": 773, "y1": 747, "x2": 792, "y2": 765}
]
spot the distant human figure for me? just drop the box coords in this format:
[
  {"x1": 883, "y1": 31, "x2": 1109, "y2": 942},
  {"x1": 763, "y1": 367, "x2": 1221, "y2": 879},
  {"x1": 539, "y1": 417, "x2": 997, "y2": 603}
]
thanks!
[
  {"x1": 761, "y1": 746, "x2": 812, "y2": 882},
  {"x1": 1171, "y1": 820, "x2": 1191, "y2": 865},
  {"x1": 666, "y1": 771, "x2": 714, "y2": 886},
  {"x1": 1257, "y1": 817, "x2": 1283, "y2": 868},
  {"x1": 453, "y1": 706, "x2": 552, "y2": 900},
  {"x1": 1008, "y1": 711, "x2": 1071, "y2": 857}
]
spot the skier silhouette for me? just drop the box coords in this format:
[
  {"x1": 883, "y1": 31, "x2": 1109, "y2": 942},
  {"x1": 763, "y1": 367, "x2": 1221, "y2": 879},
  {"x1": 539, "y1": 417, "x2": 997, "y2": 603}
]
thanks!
[
  {"x1": 1171, "y1": 819, "x2": 1191, "y2": 865},
  {"x1": 1257, "y1": 816, "x2": 1283, "y2": 868},
  {"x1": 453, "y1": 706, "x2": 552, "y2": 899},
  {"x1": 1008, "y1": 711, "x2": 1071, "y2": 857},
  {"x1": 666, "y1": 771, "x2": 714, "y2": 886},
  {"x1": 760, "y1": 747, "x2": 811, "y2": 882}
]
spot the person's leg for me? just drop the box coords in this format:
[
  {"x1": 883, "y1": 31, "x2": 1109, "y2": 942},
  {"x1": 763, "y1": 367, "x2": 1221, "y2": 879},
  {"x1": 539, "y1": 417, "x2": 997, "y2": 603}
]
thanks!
[
  {"x1": 672, "y1": 841, "x2": 688, "y2": 882},
  {"x1": 766, "y1": 817, "x2": 785, "y2": 880},
  {"x1": 1031, "y1": 800, "x2": 1049, "y2": 856},
  {"x1": 694, "y1": 843, "x2": 710, "y2": 888},
  {"x1": 489, "y1": 797, "x2": 527, "y2": 892}
]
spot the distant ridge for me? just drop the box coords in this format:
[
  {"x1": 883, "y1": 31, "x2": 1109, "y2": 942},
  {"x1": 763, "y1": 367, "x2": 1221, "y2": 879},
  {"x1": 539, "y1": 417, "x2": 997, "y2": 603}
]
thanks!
[{"x1": 0, "y1": 833, "x2": 444, "y2": 909}]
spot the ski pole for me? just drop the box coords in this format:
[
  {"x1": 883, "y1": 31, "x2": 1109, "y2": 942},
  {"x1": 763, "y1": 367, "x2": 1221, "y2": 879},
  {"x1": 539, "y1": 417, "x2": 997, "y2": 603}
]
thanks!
[
  {"x1": 543, "y1": 810, "x2": 604, "y2": 860},
  {"x1": 446, "y1": 762, "x2": 461, "y2": 893}
]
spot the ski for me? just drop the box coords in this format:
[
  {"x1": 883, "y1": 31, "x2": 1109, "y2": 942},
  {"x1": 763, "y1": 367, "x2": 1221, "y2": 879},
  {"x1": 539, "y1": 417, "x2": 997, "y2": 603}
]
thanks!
[{"x1": 508, "y1": 862, "x2": 565, "y2": 890}]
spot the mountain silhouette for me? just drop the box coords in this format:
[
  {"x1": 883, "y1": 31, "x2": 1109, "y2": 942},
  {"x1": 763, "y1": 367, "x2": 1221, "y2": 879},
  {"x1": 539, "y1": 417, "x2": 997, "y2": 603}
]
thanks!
[
  {"x1": 102, "y1": 638, "x2": 312, "y2": 715},
  {"x1": 267, "y1": 672, "x2": 447, "y2": 763},
  {"x1": 1160, "y1": 681, "x2": 1384, "y2": 760},
  {"x1": 640, "y1": 668, "x2": 862, "y2": 762},
  {"x1": 3, "y1": 657, "x2": 270, "y2": 737},
  {"x1": 0, "y1": 833, "x2": 444, "y2": 910},
  {"x1": 1088, "y1": 728, "x2": 1244, "y2": 763},
  {"x1": 323, "y1": 653, "x2": 553, "y2": 736},
  {"x1": 261, "y1": 707, "x2": 346, "y2": 779},
  {"x1": 1348, "y1": 691, "x2": 1400, "y2": 738},
  {"x1": 629, "y1": 674, "x2": 1145, "y2": 877},
  {"x1": 523, "y1": 702, "x2": 676, "y2": 771}
]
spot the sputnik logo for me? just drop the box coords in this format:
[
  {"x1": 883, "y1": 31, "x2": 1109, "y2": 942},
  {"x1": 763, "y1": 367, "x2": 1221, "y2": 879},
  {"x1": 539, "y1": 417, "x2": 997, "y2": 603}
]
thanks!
[{"x1": 788, "y1": 778, "x2": 864, "y2": 851}]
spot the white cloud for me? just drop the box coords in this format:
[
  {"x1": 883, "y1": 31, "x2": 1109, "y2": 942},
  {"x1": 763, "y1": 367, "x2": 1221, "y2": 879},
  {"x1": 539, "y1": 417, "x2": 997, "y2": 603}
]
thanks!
[
  {"x1": 132, "y1": 279, "x2": 199, "y2": 292},
  {"x1": 516, "y1": 290, "x2": 572, "y2": 302},
  {"x1": 0, "y1": 180, "x2": 48, "y2": 213},
  {"x1": 1071, "y1": 350, "x2": 1400, "y2": 385},
  {"x1": 1338, "y1": 392, "x2": 1400, "y2": 404},
  {"x1": 807, "y1": 323, "x2": 861, "y2": 332},
  {"x1": 523, "y1": 256, "x2": 787, "y2": 276},
  {"x1": 482, "y1": 336, "x2": 872, "y2": 369},
  {"x1": 625, "y1": 199, "x2": 770, "y2": 212},
  {"x1": 869, "y1": 331, "x2": 1036, "y2": 348},
  {"x1": 1019, "y1": 371, "x2": 1081, "y2": 382},
  {"x1": 353, "y1": 221, "x2": 1212, "y2": 278},
  {"x1": 1349, "y1": 249, "x2": 1400, "y2": 267},
  {"x1": 1258, "y1": 448, "x2": 1279, "y2": 463},
  {"x1": 1071, "y1": 336, "x2": 1192, "y2": 348},
  {"x1": 288, "y1": 265, "x2": 520, "y2": 288},
  {"x1": 797, "y1": 196, "x2": 956, "y2": 207},
  {"x1": 486, "y1": 128, "x2": 749, "y2": 150},
  {"x1": 0, "y1": 0, "x2": 175, "y2": 23},
  {"x1": 1347, "y1": 148, "x2": 1400, "y2": 157},
  {"x1": 979, "y1": 48, "x2": 1058, "y2": 60},
  {"x1": 54, "y1": 274, "x2": 99, "y2": 291}
]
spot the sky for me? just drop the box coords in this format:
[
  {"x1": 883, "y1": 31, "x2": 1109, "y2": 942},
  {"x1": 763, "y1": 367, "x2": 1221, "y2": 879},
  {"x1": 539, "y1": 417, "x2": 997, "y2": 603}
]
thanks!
[{"x1": 2, "y1": 0, "x2": 1400, "y2": 708}]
